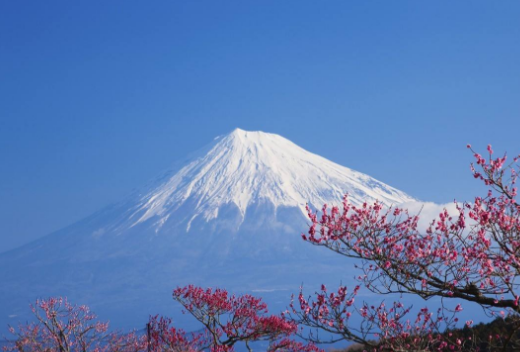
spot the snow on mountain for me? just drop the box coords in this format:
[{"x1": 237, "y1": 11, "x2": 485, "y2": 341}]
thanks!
[
  {"x1": 128, "y1": 128, "x2": 414, "y2": 231},
  {"x1": 0, "y1": 128, "x2": 415, "y2": 331}
]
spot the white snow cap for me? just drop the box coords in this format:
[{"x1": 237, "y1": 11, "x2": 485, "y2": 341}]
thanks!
[{"x1": 132, "y1": 128, "x2": 415, "y2": 226}]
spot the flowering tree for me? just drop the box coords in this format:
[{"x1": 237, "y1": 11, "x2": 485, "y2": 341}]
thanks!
[
  {"x1": 289, "y1": 145, "x2": 520, "y2": 351},
  {"x1": 3, "y1": 297, "x2": 145, "y2": 352},
  {"x1": 147, "y1": 315, "x2": 206, "y2": 352},
  {"x1": 4, "y1": 292, "x2": 319, "y2": 352},
  {"x1": 148, "y1": 285, "x2": 322, "y2": 352},
  {"x1": 285, "y1": 283, "x2": 469, "y2": 351}
]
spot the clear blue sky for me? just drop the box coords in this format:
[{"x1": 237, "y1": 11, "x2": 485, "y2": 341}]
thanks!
[{"x1": 1, "y1": 1, "x2": 519, "y2": 252}]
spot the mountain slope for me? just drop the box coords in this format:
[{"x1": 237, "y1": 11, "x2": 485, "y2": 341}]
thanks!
[{"x1": 0, "y1": 129, "x2": 415, "y2": 330}]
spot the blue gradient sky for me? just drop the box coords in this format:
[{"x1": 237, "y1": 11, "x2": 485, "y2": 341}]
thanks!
[{"x1": 1, "y1": 1, "x2": 519, "y2": 252}]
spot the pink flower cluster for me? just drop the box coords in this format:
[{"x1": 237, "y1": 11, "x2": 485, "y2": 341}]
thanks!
[
  {"x1": 296, "y1": 145, "x2": 520, "y2": 350},
  {"x1": 4, "y1": 297, "x2": 145, "y2": 352},
  {"x1": 154, "y1": 285, "x2": 323, "y2": 352}
]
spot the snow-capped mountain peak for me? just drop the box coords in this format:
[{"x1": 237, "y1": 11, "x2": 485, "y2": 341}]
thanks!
[{"x1": 130, "y1": 128, "x2": 414, "y2": 230}]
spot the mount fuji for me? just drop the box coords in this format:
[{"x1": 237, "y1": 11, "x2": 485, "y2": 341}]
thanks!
[{"x1": 0, "y1": 129, "x2": 415, "y2": 330}]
